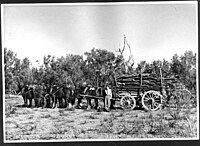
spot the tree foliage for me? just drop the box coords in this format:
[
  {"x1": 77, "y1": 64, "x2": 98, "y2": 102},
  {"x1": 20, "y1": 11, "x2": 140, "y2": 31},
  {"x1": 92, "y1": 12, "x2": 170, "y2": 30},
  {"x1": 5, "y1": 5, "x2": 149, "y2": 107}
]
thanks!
[{"x1": 4, "y1": 47, "x2": 196, "y2": 94}]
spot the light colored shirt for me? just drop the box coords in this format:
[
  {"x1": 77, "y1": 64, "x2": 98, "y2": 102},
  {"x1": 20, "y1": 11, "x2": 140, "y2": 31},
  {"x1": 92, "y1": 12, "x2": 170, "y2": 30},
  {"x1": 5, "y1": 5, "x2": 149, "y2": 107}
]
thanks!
[{"x1": 105, "y1": 87, "x2": 112, "y2": 97}]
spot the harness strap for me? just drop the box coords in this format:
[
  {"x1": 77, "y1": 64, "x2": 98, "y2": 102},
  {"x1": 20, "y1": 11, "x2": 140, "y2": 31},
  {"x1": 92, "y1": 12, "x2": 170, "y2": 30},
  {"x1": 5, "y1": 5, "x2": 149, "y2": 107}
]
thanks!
[
  {"x1": 52, "y1": 87, "x2": 63, "y2": 95},
  {"x1": 23, "y1": 88, "x2": 44, "y2": 98},
  {"x1": 84, "y1": 87, "x2": 89, "y2": 94}
]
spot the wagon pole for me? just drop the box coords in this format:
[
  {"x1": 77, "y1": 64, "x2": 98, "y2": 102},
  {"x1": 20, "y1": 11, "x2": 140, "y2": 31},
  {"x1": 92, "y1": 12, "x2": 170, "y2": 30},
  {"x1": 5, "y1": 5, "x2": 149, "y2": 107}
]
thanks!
[
  {"x1": 138, "y1": 61, "x2": 146, "y2": 96},
  {"x1": 139, "y1": 70, "x2": 143, "y2": 95},
  {"x1": 159, "y1": 67, "x2": 163, "y2": 95}
]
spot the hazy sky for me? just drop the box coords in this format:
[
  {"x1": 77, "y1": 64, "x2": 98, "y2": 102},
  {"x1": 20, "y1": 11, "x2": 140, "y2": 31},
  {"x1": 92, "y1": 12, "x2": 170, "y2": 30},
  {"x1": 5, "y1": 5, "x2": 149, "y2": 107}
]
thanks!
[{"x1": 2, "y1": 2, "x2": 197, "y2": 67}]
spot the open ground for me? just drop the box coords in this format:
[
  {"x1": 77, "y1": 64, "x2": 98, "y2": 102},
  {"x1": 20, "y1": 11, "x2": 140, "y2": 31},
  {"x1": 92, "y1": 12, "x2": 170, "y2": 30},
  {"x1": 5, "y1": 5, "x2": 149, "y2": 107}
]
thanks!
[{"x1": 4, "y1": 95, "x2": 197, "y2": 141}]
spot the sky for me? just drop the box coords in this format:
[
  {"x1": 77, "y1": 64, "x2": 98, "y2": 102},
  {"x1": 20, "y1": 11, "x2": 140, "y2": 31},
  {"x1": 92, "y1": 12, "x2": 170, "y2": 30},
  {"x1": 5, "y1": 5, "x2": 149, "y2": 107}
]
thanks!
[{"x1": 2, "y1": 2, "x2": 198, "y2": 67}]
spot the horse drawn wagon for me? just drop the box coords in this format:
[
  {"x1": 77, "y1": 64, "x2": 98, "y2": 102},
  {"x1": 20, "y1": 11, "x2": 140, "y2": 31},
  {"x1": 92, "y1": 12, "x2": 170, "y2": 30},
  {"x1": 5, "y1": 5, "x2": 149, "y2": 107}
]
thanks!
[{"x1": 79, "y1": 69, "x2": 178, "y2": 111}]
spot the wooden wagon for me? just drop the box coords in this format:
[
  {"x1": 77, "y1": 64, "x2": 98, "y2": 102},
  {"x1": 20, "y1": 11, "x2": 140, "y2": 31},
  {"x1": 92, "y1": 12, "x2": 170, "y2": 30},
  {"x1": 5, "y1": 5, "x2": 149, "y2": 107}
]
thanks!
[
  {"x1": 79, "y1": 70, "x2": 178, "y2": 111},
  {"x1": 112, "y1": 73, "x2": 177, "y2": 111}
]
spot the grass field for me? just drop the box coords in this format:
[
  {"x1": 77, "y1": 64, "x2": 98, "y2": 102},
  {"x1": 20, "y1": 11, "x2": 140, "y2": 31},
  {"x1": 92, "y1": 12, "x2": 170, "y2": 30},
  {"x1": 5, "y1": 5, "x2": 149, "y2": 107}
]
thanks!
[{"x1": 4, "y1": 95, "x2": 198, "y2": 141}]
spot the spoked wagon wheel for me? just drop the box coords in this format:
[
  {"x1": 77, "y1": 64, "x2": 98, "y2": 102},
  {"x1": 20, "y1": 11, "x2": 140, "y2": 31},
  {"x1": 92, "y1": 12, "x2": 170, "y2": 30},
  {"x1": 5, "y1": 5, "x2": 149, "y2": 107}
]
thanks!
[
  {"x1": 120, "y1": 93, "x2": 136, "y2": 110},
  {"x1": 142, "y1": 90, "x2": 163, "y2": 111},
  {"x1": 171, "y1": 86, "x2": 195, "y2": 109}
]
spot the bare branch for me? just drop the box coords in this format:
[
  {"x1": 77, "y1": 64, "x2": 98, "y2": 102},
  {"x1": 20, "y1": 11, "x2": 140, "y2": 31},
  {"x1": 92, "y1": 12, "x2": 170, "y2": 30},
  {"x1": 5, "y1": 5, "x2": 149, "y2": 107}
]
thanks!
[{"x1": 115, "y1": 35, "x2": 135, "y2": 73}]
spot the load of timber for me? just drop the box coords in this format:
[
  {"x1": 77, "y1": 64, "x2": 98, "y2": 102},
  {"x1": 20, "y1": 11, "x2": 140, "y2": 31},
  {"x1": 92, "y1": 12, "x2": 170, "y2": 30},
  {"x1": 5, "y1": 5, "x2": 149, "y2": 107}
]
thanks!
[{"x1": 115, "y1": 73, "x2": 177, "y2": 92}]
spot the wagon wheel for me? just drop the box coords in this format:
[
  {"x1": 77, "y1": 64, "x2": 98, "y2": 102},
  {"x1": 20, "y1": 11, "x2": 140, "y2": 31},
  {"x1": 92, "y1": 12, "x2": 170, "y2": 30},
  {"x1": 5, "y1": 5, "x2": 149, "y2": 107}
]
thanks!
[
  {"x1": 182, "y1": 89, "x2": 196, "y2": 107},
  {"x1": 120, "y1": 93, "x2": 136, "y2": 110},
  {"x1": 171, "y1": 87, "x2": 195, "y2": 109},
  {"x1": 142, "y1": 90, "x2": 162, "y2": 111}
]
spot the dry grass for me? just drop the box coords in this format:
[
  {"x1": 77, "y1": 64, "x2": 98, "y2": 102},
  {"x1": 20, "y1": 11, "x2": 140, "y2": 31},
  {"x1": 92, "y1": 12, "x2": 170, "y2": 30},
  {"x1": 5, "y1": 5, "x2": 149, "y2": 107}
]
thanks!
[{"x1": 4, "y1": 95, "x2": 198, "y2": 141}]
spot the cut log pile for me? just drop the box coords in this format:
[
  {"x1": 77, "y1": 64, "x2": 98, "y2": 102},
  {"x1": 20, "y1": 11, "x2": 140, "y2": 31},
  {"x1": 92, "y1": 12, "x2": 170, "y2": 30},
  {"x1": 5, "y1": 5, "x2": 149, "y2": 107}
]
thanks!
[{"x1": 115, "y1": 74, "x2": 177, "y2": 92}]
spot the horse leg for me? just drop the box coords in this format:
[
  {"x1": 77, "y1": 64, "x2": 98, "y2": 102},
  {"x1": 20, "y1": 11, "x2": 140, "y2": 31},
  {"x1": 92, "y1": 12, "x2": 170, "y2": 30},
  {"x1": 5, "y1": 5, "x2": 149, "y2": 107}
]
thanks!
[
  {"x1": 38, "y1": 98, "x2": 43, "y2": 107},
  {"x1": 27, "y1": 98, "x2": 30, "y2": 107},
  {"x1": 23, "y1": 95, "x2": 27, "y2": 107},
  {"x1": 38, "y1": 96, "x2": 43, "y2": 107},
  {"x1": 46, "y1": 98, "x2": 50, "y2": 108},
  {"x1": 44, "y1": 95, "x2": 50, "y2": 108},
  {"x1": 77, "y1": 96, "x2": 82, "y2": 108},
  {"x1": 42, "y1": 96, "x2": 47, "y2": 108},
  {"x1": 61, "y1": 98, "x2": 64, "y2": 108},
  {"x1": 64, "y1": 97, "x2": 68, "y2": 108},
  {"x1": 52, "y1": 98, "x2": 56, "y2": 108},
  {"x1": 58, "y1": 98, "x2": 62, "y2": 108},
  {"x1": 52, "y1": 95, "x2": 56, "y2": 108},
  {"x1": 34, "y1": 93, "x2": 40, "y2": 107},
  {"x1": 71, "y1": 96, "x2": 76, "y2": 109},
  {"x1": 68, "y1": 99, "x2": 72, "y2": 109},
  {"x1": 68, "y1": 95, "x2": 74, "y2": 109},
  {"x1": 94, "y1": 99, "x2": 98, "y2": 109},
  {"x1": 28, "y1": 98, "x2": 32, "y2": 107},
  {"x1": 50, "y1": 95, "x2": 53, "y2": 108},
  {"x1": 110, "y1": 99, "x2": 115, "y2": 109},
  {"x1": 34, "y1": 98, "x2": 38, "y2": 107},
  {"x1": 87, "y1": 98, "x2": 91, "y2": 110},
  {"x1": 43, "y1": 97, "x2": 46, "y2": 107}
]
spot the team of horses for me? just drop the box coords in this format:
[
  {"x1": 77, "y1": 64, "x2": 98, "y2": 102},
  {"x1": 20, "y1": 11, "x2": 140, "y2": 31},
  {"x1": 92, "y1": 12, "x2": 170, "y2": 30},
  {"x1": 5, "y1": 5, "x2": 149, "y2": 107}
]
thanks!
[{"x1": 21, "y1": 83, "x2": 107, "y2": 109}]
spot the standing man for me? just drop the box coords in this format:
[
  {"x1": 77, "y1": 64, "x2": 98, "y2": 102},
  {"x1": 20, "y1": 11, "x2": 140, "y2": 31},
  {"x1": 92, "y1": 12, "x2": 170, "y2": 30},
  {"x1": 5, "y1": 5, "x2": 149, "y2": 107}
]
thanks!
[{"x1": 105, "y1": 84, "x2": 112, "y2": 112}]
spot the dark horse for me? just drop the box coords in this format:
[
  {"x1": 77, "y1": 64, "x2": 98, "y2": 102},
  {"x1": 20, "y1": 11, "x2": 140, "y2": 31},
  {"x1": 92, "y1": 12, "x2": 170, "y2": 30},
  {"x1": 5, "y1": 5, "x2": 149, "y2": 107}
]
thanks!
[
  {"x1": 21, "y1": 84, "x2": 46, "y2": 107},
  {"x1": 34, "y1": 85, "x2": 46, "y2": 107},
  {"x1": 43, "y1": 84, "x2": 55, "y2": 108},
  {"x1": 21, "y1": 85, "x2": 35, "y2": 107},
  {"x1": 50, "y1": 84, "x2": 75, "y2": 108}
]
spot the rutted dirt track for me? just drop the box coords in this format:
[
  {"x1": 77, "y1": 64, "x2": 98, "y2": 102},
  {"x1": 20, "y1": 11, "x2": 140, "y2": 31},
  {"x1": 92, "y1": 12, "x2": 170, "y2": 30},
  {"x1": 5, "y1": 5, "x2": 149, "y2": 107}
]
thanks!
[{"x1": 5, "y1": 95, "x2": 197, "y2": 141}]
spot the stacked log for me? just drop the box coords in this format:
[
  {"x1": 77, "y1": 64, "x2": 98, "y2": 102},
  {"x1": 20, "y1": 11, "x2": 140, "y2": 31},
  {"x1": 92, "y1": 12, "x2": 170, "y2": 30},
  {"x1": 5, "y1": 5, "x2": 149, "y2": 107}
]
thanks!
[{"x1": 115, "y1": 74, "x2": 177, "y2": 92}]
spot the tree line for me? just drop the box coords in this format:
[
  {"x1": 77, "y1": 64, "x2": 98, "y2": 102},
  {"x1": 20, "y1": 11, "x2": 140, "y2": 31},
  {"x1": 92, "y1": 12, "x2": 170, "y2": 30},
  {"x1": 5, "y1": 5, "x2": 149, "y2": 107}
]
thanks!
[{"x1": 4, "y1": 47, "x2": 196, "y2": 94}]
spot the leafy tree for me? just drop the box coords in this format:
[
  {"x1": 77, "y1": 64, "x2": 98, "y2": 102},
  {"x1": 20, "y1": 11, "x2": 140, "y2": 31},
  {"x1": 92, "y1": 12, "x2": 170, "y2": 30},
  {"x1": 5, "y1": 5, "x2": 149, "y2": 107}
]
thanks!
[
  {"x1": 20, "y1": 57, "x2": 33, "y2": 85},
  {"x1": 4, "y1": 48, "x2": 32, "y2": 93},
  {"x1": 42, "y1": 55, "x2": 58, "y2": 86},
  {"x1": 170, "y1": 51, "x2": 196, "y2": 90},
  {"x1": 4, "y1": 46, "x2": 196, "y2": 96},
  {"x1": 135, "y1": 61, "x2": 147, "y2": 74},
  {"x1": 180, "y1": 51, "x2": 196, "y2": 90},
  {"x1": 57, "y1": 54, "x2": 85, "y2": 88},
  {"x1": 161, "y1": 59, "x2": 171, "y2": 78},
  {"x1": 4, "y1": 48, "x2": 17, "y2": 91},
  {"x1": 84, "y1": 48, "x2": 116, "y2": 86},
  {"x1": 31, "y1": 66, "x2": 45, "y2": 85},
  {"x1": 170, "y1": 54, "x2": 183, "y2": 77}
]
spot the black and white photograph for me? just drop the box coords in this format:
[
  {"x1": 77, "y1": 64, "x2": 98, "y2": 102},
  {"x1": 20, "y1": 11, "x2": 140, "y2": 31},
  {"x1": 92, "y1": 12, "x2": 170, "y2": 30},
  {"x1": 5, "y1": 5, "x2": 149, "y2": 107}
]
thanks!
[{"x1": 1, "y1": 1, "x2": 199, "y2": 142}]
